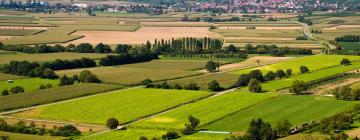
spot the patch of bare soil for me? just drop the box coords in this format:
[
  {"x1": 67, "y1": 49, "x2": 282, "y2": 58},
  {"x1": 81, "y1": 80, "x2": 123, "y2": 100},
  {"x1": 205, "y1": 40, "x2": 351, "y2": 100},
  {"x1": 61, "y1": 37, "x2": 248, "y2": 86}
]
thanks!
[{"x1": 308, "y1": 77, "x2": 360, "y2": 95}]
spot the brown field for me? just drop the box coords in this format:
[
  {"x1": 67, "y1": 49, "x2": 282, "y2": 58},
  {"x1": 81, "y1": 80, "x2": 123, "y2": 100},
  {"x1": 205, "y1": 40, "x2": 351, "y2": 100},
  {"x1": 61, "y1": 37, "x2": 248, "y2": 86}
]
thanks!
[
  {"x1": 0, "y1": 26, "x2": 51, "y2": 30},
  {"x1": 69, "y1": 27, "x2": 220, "y2": 44},
  {"x1": 323, "y1": 25, "x2": 360, "y2": 30},
  {"x1": 219, "y1": 26, "x2": 301, "y2": 30},
  {"x1": 141, "y1": 21, "x2": 211, "y2": 27},
  {"x1": 0, "y1": 36, "x2": 12, "y2": 40},
  {"x1": 225, "y1": 37, "x2": 295, "y2": 40}
]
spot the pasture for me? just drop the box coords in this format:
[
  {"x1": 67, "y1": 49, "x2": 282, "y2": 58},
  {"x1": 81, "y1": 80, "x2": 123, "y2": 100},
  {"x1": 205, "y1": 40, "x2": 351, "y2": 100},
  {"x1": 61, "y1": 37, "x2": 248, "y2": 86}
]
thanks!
[
  {"x1": 261, "y1": 62, "x2": 360, "y2": 91},
  {"x1": 0, "y1": 78, "x2": 59, "y2": 93},
  {"x1": 132, "y1": 91, "x2": 277, "y2": 129},
  {"x1": 0, "y1": 83, "x2": 121, "y2": 111},
  {"x1": 12, "y1": 88, "x2": 211, "y2": 124},
  {"x1": 0, "y1": 131, "x2": 63, "y2": 140},
  {"x1": 203, "y1": 95, "x2": 358, "y2": 131},
  {"x1": 56, "y1": 60, "x2": 206, "y2": 85},
  {"x1": 83, "y1": 129, "x2": 165, "y2": 140},
  {"x1": 0, "y1": 73, "x2": 25, "y2": 81},
  {"x1": 339, "y1": 42, "x2": 360, "y2": 51},
  {"x1": 0, "y1": 52, "x2": 108, "y2": 64},
  {"x1": 0, "y1": 29, "x2": 43, "y2": 36},
  {"x1": 233, "y1": 55, "x2": 360, "y2": 75},
  {"x1": 69, "y1": 27, "x2": 220, "y2": 45}
]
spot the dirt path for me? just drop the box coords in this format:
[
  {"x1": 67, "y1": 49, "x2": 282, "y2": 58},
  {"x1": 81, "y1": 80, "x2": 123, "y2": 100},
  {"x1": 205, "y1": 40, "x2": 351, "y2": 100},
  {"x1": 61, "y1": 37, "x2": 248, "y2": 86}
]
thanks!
[
  {"x1": 347, "y1": 128, "x2": 360, "y2": 138},
  {"x1": 308, "y1": 77, "x2": 360, "y2": 95}
]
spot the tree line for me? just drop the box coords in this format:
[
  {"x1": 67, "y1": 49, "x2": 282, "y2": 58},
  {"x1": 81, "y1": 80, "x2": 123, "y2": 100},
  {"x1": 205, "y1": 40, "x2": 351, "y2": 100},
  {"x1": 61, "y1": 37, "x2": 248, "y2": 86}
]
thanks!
[
  {"x1": 243, "y1": 44, "x2": 313, "y2": 56},
  {"x1": 335, "y1": 35, "x2": 360, "y2": 42},
  {"x1": 0, "y1": 119, "x2": 81, "y2": 137}
]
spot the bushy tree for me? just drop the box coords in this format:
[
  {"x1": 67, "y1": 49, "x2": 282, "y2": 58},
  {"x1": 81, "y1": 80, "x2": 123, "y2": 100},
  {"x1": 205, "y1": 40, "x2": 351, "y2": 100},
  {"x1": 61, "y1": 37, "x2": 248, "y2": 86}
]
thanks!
[
  {"x1": 94, "y1": 43, "x2": 112, "y2": 53},
  {"x1": 276, "y1": 69, "x2": 286, "y2": 79},
  {"x1": 41, "y1": 68, "x2": 57, "y2": 79},
  {"x1": 246, "y1": 119, "x2": 276, "y2": 140},
  {"x1": 9, "y1": 86, "x2": 24, "y2": 94},
  {"x1": 275, "y1": 120, "x2": 292, "y2": 137},
  {"x1": 162, "y1": 131, "x2": 179, "y2": 140},
  {"x1": 290, "y1": 80, "x2": 307, "y2": 94},
  {"x1": 248, "y1": 70, "x2": 265, "y2": 82},
  {"x1": 172, "y1": 83, "x2": 183, "y2": 90},
  {"x1": 264, "y1": 71, "x2": 276, "y2": 81},
  {"x1": 248, "y1": 79, "x2": 262, "y2": 93},
  {"x1": 106, "y1": 118, "x2": 119, "y2": 129},
  {"x1": 185, "y1": 83, "x2": 199, "y2": 90},
  {"x1": 236, "y1": 74, "x2": 250, "y2": 87},
  {"x1": 286, "y1": 69, "x2": 292, "y2": 77},
  {"x1": 300, "y1": 66, "x2": 310, "y2": 74},
  {"x1": 205, "y1": 61, "x2": 219, "y2": 72},
  {"x1": 79, "y1": 70, "x2": 101, "y2": 83},
  {"x1": 1, "y1": 90, "x2": 9, "y2": 96},
  {"x1": 139, "y1": 136, "x2": 148, "y2": 140},
  {"x1": 115, "y1": 44, "x2": 132, "y2": 54},
  {"x1": 59, "y1": 75, "x2": 75, "y2": 86},
  {"x1": 208, "y1": 80, "x2": 222, "y2": 91},
  {"x1": 140, "y1": 79, "x2": 152, "y2": 86},
  {"x1": 51, "y1": 124, "x2": 81, "y2": 137},
  {"x1": 181, "y1": 115, "x2": 200, "y2": 135},
  {"x1": 341, "y1": 59, "x2": 351, "y2": 66}
]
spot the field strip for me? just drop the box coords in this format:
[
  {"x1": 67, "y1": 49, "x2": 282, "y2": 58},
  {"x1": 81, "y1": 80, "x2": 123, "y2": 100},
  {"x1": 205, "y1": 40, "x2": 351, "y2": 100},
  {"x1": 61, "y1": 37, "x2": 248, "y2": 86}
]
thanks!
[
  {"x1": 0, "y1": 86, "x2": 144, "y2": 116},
  {"x1": 308, "y1": 77, "x2": 360, "y2": 95}
]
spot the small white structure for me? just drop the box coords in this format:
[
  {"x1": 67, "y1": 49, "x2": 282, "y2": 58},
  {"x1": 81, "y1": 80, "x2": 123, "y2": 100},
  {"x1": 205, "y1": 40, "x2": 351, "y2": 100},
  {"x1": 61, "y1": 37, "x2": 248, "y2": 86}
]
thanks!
[{"x1": 7, "y1": 80, "x2": 13, "y2": 83}]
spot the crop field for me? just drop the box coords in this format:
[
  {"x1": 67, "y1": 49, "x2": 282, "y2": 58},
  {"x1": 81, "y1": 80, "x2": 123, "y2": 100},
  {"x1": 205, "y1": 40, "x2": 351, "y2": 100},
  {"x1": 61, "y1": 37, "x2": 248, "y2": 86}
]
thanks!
[
  {"x1": 132, "y1": 91, "x2": 277, "y2": 129},
  {"x1": 0, "y1": 83, "x2": 121, "y2": 111},
  {"x1": 12, "y1": 88, "x2": 211, "y2": 124},
  {"x1": 233, "y1": 55, "x2": 360, "y2": 75},
  {"x1": 0, "y1": 131, "x2": 63, "y2": 140},
  {"x1": 203, "y1": 95, "x2": 358, "y2": 132},
  {"x1": 0, "y1": 52, "x2": 108, "y2": 64},
  {"x1": 83, "y1": 129, "x2": 165, "y2": 140},
  {"x1": 339, "y1": 42, "x2": 360, "y2": 51},
  {"x1": 0, "y1": 73, "x2": 25, "y2": 81},
  {"x1": 0, "y1": 78, "x2": 59, "y2": 93},
  {"x1": 261, "y1": 62, "x2": 360, "y2": 91},
  {"x1": 69, "y1": 27, "x2": 220, "y2": 45},
  {"x1": 317, "y1": 27, "x2": 360, "y2": 40},
  {"x1": 56, "y1": 60, "x2": 206, "y2": 85},
  {"x1": 141, "y1": 22, "x2": 211, "y2": 27},
  {"x1": 0, "y1": 29, "x2": 43, "y2": 36}
]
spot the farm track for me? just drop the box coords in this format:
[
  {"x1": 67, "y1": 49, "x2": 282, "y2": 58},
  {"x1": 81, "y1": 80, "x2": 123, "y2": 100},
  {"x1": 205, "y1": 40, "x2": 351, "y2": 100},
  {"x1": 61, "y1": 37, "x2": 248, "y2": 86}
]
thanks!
[{"x1": 296, "y1": 21, "x2": 337, "y2": 50}]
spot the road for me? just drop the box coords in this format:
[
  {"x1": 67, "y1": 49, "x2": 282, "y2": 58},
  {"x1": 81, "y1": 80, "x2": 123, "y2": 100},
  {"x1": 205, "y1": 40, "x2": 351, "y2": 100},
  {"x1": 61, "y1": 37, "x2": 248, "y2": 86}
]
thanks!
[{"x1": 296, "y1": 21, "x2": 337, "y2": 50}]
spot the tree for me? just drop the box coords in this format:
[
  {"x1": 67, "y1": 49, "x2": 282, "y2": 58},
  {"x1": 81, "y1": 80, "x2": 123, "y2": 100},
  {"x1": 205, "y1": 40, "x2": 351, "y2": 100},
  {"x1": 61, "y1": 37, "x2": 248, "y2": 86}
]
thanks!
[
  {"x1": 290, "y1": 80, "x2": 307, "y2": 94},
  {"x1": 276, "y1": 69, "x2": 286, "y2": 79},
  {"x1": 205, "y1": 61, "x2": 219, "y2": 72},
  {"x1": 139, "y1": 136, "x2": 148, "y2": 140},
  {"x1": 9, "y1": 86, "x2": 24, "y2": 94},
  {"x1": 59, "y1": 75, "x2": 75, "y2": 86},
  {"x1": 185, "y1": 83, "x2": 199, "y2": 90},
  {"x1": 39, "y1": 84, "x2": 46, "y2": 89},
  {"x1": 181, "y1": 115, "x2": 200, "y2": 135},
  {"x1": 115, "y1": 44, "x2": 131, "y2": 54},
  {"x1": 41, "y1": 68, "x2": 57, "y2": 79},
  {"x1": 140, "y1": 79, "x2": 152, "y2": 86},
  {"x1": 248, "y1": 79, "x2": 262, "y2": 93},
  {"x1": 225, "y1": 44, "x2": 238, "y2": 53},
  {"x1": 300, "y1": 66, "x2": 310, "y2": 74},
  {"x1": 94, "y1": 43, "x2": 112, "y2": 53},
  {"x1": 236, "y1": 74, "x2": 250, "y2": 87},
  {"x1": 275, "y1": 120, "x2": 292, "y2": 137},
  {"x1": 264, "y1": 71, "x2": 276, "y2": 81},
  {"x1": 249, "y1": 70, "x2": 265, "y2": 82},
  {"x1": 172, "y1": 83, "x2": 183, "y2": 90},
  {"x1": 341, "y1": 59, "x2": 351, "y2": 66},
  {"x1": 1, "y1": 89, "x2": 9, "y2": 96},
  {"x1": 79, "y1": 70, "x2": 101, "y2": 83},
  {"x1": 286, "y1": 69, "x2": 292, "y2": 77},
  {"x1": 106, "y1": 118, "x2": 119, "y2": 129},
  {"x1": 246, "y1": 119, "x2": 276, "y2": 140},
  {"x1": 208, "y1": 80, "x2": 222, "y2": 91},
  {"x1": 162, "y1": 131, "x2": 179, "y2": 140}
]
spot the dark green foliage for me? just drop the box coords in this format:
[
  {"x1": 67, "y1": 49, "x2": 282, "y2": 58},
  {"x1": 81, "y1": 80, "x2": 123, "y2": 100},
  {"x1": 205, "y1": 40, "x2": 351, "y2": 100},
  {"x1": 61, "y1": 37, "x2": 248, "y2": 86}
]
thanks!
[
  {"x1": 244, "y1": 44, "x2": 312, "y2": 55},
  {"x1": 79, "y1": 70, "x2": 101, "y2": 83},
  {"x1": 286, "y1": 69, "x2": 292, "y2": 77},
  {"x1": 332, "y1": 86, "x2": 360, "y2": 101},
  {"x1": 300, "y1": 66, "x2": 310, "y2": 74},
  {"x1": 249, "y1": 70, "x2": 265, "y2": 82},
  {"x1": 276, "y1": 69, "x2": 286, "y2": 79},
  {"x1": 290, "y1": 80, "x2": 307, "y2": 94},
  {"x1": 224, "y1": 44, "x2": 238, "y2": 53},
  {"x1": 99, "y1": 53, "x2": 158, "y2": 66},
  {"x1": 275, "y1": 120, "x2": 292, "y2": 137},
  {"x1": 264, "y1": 71, "x2": 276, "y2": 81},
  {"x1": 248, "y1": 78, "x2": 262, "y2": 93},
  {"x1": 335, "y1": 35, "x2": 360, "y2": 42},
  {"x1": 0, "y1": 136, "x2": 9, "y2": 140},
  {"x1": 245, "y1": 119, "x2": 276, "y2": 140},
  {"x1": 296, "y1": 36, "x2": 308, "y2": 40},
  {"x1": 106, "y1": 118, "x2": 119, "y2": 129},
  {"x1": 340, "y1": 58, "x2": 351, "y2": 66},
  {"x1": 140, "y1": 79, "x2": 153, "y2": 86},
  {"x1": 115, "y1": 44, "x2": 132, "y2": 54},
  {"x1": 39, "y1": 84, "x2": 52, "y2": 90},
  {"x1": 208, "y1": 80, "x2": 223, "y2": 91},
  {"x1": 328, "y1": 132, "x2": 349, "y2": 140},
  {"x1": 205, "y1": 61, "x2": 219, "y2": 72},
  {"x1": 75, "y1": 43, "x2": 93, "y2": 53},
  {"x1": 181, "y1": 115, "x2": 200, "y2": 135},
  {"x1": 172, "y1": 83, "x2": 183, "y2": 90},
  {"x1": 139, "y1": 136, "x2": 149, "y2": 140},
  {"x1": 59, "y1": 75, "x2": 76, "y2": 86},
  {"x1": 162, "y1": 131, "x2": 179, "y2": 140},
  {"x1": 184, "y1": 83, "x2": 199, "y2": 90},
  {"x1": 50, "y1": 124, "x2": 81, "y2": 137},
  {"x1": 160, "y1": 82, "x2": 171, "y2": 89},
  {"x1": 94, "y1": 43, "x2": 112, "y2": 53},
  {"x1": 235, "y1": 74, "x2": 250, "y2": 87},
  {"x1": 1, "y1": 90, "x2": 9, "y2": 96},
  {"x1": 9, "y1": 86, "x2": 24, "y2": 94}
]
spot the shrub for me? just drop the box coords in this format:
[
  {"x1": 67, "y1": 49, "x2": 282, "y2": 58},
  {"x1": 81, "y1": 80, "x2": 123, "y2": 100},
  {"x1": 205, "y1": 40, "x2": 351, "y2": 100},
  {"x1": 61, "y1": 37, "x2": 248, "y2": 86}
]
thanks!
[
  {"x1": 79, "y1": 70, "x2": 101, "y2": 83},
  {"x1": 248, "y1": 70, "x2": 265, "y2": 82},
  {"x1": 205, "y1": 61, "x2": 219, "y2": 72},
  {"x1": 162, "y1": 131, "x2": 179, "y2": 140},
  {"x1": 341, "y1": 59, "x2": 351, "y2": 66},
  {"x1": 290, "y1": 80, "x2": 307, "y2": 94},
  {"x1": 139, "y1": 136, "x2": 148, "y2": 140},
  {"x1": 299, "y1": 66, "x2": 310, "y2": 74},
  {"x1": 184, "y1": 83, "x2": 199, "y2": 90},
  {"x1": 264, "y1": 71, "x2": 276, "y2": 81},
  {"x1": 246, "y1": 119, "x2": 276, "y2": 140},
  {"x1": 106, "y1": 118, "x2": 119, "y2": 129},
  {"x1": 248, "y1": 79, "x2": 262, "y2": 93},
  {"x1": 276, "y1": 70, "x2": 286, "y2": 79},
  {"x1": 51, "y1": 124, "x2": 81, "y2": 137},
  {"x1": 172, "y1": 83, "x2": 183, "y2": 90},
  {"x1": 140, "y1": 79, "x2": 152, "y2": 86},
  {"x1": 236, "y1": 74, "x2": 250, "y2": 87},
  {"x1": 275, "y1": 120, "x2": 292, "y2": 137},
  {"x1": 1, "y1": 90, "x2": 9, "y2": 96},
  {"x1": 208, "y1": 80, "x2": 223, "y2": 91},
  {"x1": 9, "y1": 86, "x2": 24, "y2": 94},
  {"x1": 286, "y1": 69, "x2": 292, "y2": 77}
]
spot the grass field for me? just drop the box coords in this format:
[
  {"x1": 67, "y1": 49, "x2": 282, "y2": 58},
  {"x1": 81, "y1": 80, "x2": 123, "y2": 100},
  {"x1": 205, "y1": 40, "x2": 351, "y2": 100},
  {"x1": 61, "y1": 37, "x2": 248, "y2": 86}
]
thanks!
[
  {"x1": 261, "y1": 62, "x2": 360, "y2": 91},
  {"x1": 0, "y1": 83, "x2": 121, "y2": 111},
  {"x1": 203, "y1": 95, "x2": 358, "y2": 132},
  {"x1": 83, "y1": 129, "x2": 165, "y2": 140},
  {"x1": 12, "y1": 88, "x2": 211, "y2": 125},
  {"x1": 56, "y1": 60, "x2": 206, "y2": 85},
  {"x1": 233, "y1": 55, "x2": 360, "y2": 75},
  {"x1": 0, "y1": 131, "x2": 63, "y2": 140},
  {"x1": 0, "y1": 73, "x2": 25, "y2": 81},
  {"x1": 0, "y1": 29, "x2": 43, "y2": 36},
  {"x1": 132, "y1": 91, "x2": 277, "y2": 129},
  {"x1": 0, "y1": 52, "x2": 108, "y2": 64},
  {"x1": 339, "y1": 42, "x2": 360, "y2": 51},
  {"x1": 0, "y1": 78, "x2": 59, "y2": 93}
]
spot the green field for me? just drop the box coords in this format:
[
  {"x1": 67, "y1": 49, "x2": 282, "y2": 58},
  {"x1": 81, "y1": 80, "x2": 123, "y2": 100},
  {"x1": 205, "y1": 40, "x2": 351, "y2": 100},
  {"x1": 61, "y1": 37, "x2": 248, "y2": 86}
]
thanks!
[
  {"x1": 0, "y1": 131, "x2": 63, "y2": 140},
  {"x1": 203, "y1": 95, "x2": 358, "y2": 131},
  {"x1": 233, "y1": 55, "x2": 360, "y2": 75},
  {"x1": 0, "y1": 83, "x2": 121, "y2": 111},
  {"x1": 261, "y1": 62, "x2": 360, "y2": 91},
  {"x1": 0, "y1": 78, "x2": 59, "y2": 93},
  {"x1": 12, "y1": 88, "x2": 211, "y2": 124},
  {"x1": 339, "y1": 42, "x2": 360, "y2": 51},
  {"x1": 0, "y1": 52, "x2": 108, "y2": 64},
  {"x1": 0, "y1": 29, "x2": 43, "y2": 36},
  {"x1": 132, "y1": 91, "x2": 277, "y2": 129},
  {"x1": 56, "y1": 60, "x2": 206, "y2": 85},
  {"x1": 83, "y1": 129, "x2": 165, "y2": 140}
]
